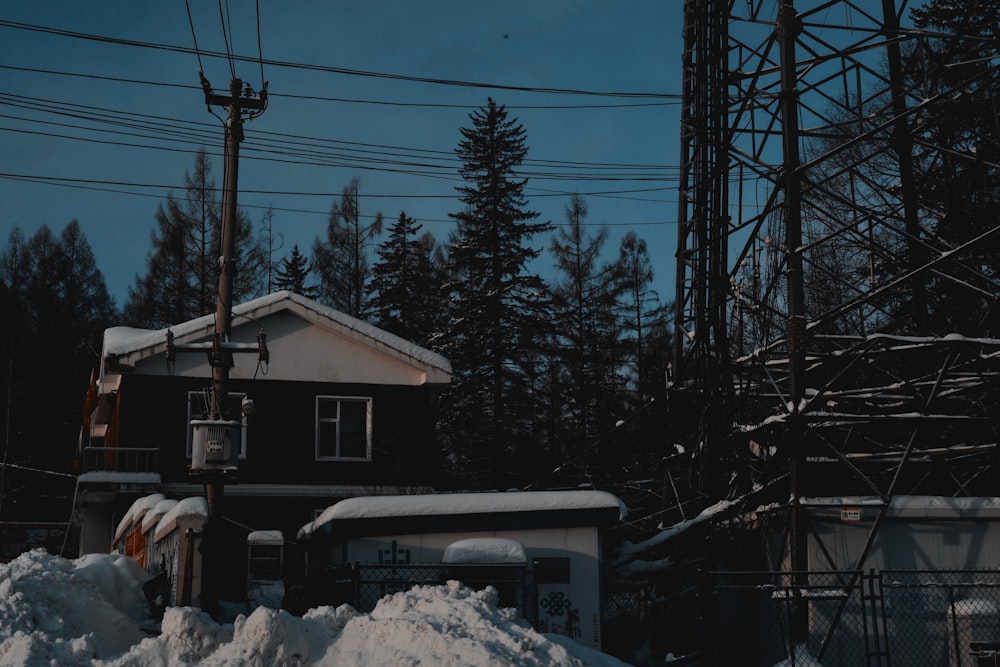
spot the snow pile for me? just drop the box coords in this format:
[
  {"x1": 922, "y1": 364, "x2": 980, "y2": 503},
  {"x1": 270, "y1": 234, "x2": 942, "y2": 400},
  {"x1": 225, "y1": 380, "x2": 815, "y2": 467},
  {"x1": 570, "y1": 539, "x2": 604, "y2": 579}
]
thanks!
[
  {"x1": 0, "y1": 550, "x2": 150, "y2": 664},
  {"x1": 0, "y1": 550, "x2": 630, "y2": 667}
]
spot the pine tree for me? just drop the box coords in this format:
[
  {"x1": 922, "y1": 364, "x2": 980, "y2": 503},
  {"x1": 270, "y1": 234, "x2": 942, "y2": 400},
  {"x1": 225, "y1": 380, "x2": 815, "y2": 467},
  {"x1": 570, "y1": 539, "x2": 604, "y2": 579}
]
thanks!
[
  {"x1": 123, "y1": 149, "x2": 266, "y2": 328},
  {"x1": 312, "y1": 178, "x2": 383, "y2": 318},
  {"x1": 369, "y1": 212, "x2": 446, "y2": 346},
  {"x1": 274, "y1": 244, "x2": 315, "y2": 297},
  {"x1": 441, "y1": 98, "x2": 554, "y2": 488}
]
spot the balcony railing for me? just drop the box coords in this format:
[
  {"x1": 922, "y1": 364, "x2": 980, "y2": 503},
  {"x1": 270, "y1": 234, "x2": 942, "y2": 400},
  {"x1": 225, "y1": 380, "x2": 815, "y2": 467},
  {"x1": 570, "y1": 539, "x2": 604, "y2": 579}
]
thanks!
[{"x1": 82, "y1": 447, "x2": 160, "y2": 474}]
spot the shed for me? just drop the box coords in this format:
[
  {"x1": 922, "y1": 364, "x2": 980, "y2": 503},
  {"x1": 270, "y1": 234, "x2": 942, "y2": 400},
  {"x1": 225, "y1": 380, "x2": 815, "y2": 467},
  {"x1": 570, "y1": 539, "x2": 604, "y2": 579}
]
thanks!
[{"x1": 298, "y1": 489, "x2": 626, "y2": 650}]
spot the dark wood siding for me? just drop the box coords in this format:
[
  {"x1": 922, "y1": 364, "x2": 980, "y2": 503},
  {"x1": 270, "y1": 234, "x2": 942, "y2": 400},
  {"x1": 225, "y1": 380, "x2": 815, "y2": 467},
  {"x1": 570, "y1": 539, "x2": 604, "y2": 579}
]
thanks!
[{"x1": 115, "y1": 374, "x2": 444, "y2": 487}]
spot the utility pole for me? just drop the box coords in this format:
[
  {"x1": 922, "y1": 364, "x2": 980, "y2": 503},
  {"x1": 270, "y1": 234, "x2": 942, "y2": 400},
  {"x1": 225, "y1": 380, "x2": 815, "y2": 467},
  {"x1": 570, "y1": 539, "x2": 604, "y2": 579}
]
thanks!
[{"x1": 199, "y1": 74, "x2": 267, "y2": 616}]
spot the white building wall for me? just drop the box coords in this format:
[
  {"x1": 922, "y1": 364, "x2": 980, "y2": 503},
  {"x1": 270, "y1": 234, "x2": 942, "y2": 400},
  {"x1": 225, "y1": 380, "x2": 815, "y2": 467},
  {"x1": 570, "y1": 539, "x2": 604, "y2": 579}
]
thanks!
[{"x1": 339, "y1": 526, "x2": 603, "y2": 649}]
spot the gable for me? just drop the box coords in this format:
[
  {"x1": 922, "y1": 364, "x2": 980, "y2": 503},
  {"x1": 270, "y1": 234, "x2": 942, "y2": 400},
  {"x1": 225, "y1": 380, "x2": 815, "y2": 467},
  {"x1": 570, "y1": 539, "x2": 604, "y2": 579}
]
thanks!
[{"x1": 101, "y1": 291, "x2": 451, "y2": 387}]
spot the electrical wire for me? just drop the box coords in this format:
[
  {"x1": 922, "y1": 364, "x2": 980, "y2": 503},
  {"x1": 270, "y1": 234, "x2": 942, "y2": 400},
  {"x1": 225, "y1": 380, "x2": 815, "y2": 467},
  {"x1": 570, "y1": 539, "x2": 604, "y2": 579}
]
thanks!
[
  {"x1": 183, "y1": 0, "x2": 205, "y2": 75},
  {"x1": 217, "y1": 0, "x2": 236, "y2": 79},
  {"x1": 0, "y1": 172, "x2": 680, "y2": 225},
  {"x1": 0, "y1": 93, "x2": 678, "y2": 180},
  {"x1": 255, "y1": 0, "x2": 265, "y2": 90},
  {"x1": 0, "y1": 64, "x2": 677, "y2": 110},
  {"x1": 0, "y1": 20, "x2": 678, "y2": 99}
]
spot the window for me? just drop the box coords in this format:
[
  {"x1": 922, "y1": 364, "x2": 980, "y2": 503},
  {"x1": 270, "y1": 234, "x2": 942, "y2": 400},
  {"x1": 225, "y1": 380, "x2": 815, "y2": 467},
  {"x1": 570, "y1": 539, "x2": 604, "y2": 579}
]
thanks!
[
  {"x1": 532, "y1": 557, "x2": 571, "y2": 584},
  {"x1": 186, "y1": 390, "x2": 248, "y2": 459},
  {"x1": 316, "y1": 396, "x2": 372, "y2": 461}
]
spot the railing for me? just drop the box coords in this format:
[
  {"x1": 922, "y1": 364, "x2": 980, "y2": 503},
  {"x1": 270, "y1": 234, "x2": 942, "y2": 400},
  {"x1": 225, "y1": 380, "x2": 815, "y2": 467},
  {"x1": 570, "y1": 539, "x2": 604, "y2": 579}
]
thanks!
[{"x1": 82, "y1": 446, "x2": 160, "y2": 474}]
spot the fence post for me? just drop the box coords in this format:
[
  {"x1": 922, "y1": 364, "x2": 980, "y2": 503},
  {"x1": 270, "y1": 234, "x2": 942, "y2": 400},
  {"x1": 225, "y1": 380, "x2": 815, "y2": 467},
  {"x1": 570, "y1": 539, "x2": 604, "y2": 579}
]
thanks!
[
  {"x1": 353, "y1": 560, "x2": 361, "y2": 610},
  {"x1": 949, "y1": 586, "x2": 962, "y2": 667},
  {"x1": 699, "y1": 569, "x2": 718, "y2": 666}
]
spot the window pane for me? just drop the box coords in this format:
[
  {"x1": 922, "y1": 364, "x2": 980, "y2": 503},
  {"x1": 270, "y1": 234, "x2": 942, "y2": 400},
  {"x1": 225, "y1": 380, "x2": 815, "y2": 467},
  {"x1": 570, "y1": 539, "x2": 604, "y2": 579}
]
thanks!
[
  {"x1": 317, "y1": 421, "x2": 338, "y2": 458},
  {"x1": 339, "y1": 401, "x2": 368, "y2": 458},
  {"x1": 317, "y1": 398, "x2": 338, "y2": 420}
]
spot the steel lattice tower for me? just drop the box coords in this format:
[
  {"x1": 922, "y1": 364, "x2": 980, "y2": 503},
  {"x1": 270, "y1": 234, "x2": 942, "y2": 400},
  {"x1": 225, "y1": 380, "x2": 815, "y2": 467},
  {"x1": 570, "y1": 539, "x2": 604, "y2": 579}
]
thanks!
[{"x1": 671, "y1": 0, "x2": 1000, "y2": 574}]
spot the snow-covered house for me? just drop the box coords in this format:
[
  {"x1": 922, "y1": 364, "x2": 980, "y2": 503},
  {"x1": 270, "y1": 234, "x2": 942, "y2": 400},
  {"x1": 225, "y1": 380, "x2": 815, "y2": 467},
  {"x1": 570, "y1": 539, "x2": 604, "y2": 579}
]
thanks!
[
  {"x1": 76, "y1": 290, "x2": 451, "y2": 601},
  {"x1": 297, "y1": 489, "x2": 627, "y2": 651}
]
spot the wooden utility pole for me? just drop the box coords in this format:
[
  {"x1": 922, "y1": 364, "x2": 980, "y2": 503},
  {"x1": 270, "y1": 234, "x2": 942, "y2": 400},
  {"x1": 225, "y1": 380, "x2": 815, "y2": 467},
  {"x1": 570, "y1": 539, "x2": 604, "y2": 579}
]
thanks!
[{"x1": 200, "y1": 74, "x2": 266, "y2": 616}]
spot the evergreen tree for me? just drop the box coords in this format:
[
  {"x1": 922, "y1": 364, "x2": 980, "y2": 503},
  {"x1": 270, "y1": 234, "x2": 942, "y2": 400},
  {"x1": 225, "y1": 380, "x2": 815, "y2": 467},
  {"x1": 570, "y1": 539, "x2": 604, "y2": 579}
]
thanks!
[
  {"x1": 312, "y1": 178, "x2": 383, "y2": 318},
  {"x1": 123, "y1": 149, "x2": 266, "y2": 328},
  {"x1": 274, "y1": 244, "x2": 315, "y2": 297},
  {"x1": 369, "y1": 212, "x2": 446, "y2": 346},
  {"x1": 441, "y1": 98, "x2": 554, "y2": 488},
  {"x1": 548, "y1": 195, "x2": 625, "y2": 459},
  {"x1": 0, "y1": 222, "x2": 115, "y2": 519}
]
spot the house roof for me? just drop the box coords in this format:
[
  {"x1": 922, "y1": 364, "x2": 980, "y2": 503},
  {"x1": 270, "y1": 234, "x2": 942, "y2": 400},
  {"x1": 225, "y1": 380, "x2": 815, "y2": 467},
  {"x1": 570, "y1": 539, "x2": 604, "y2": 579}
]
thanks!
[
  {"x1": 298, "y1": 490, "x2": 627, "y2": 541},
  {"x1": 101, "y1": 290, "x2": 451, "y2": 385}
]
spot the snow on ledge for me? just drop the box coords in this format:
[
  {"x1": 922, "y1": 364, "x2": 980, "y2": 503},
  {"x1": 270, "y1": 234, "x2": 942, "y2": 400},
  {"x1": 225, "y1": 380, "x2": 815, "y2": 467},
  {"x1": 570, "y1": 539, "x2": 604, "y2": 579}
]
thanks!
[
  {"x1": 247, "y1": 530, "x2": 284, "y2": 545},
  {"x1": 79, "y1": 471, "x2": 161, "y2": 485}
]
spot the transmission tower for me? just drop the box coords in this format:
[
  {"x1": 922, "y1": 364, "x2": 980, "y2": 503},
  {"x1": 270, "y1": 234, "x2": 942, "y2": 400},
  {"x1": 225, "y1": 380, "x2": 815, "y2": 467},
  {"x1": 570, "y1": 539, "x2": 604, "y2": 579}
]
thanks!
[{"x1": 672, "y1": 0, "x2": 1000, "y2": 577}]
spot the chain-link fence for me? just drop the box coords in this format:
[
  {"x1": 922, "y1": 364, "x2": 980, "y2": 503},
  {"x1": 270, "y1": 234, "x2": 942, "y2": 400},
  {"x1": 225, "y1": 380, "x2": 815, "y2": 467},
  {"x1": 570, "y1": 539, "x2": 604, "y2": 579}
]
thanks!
[
  {"x1": 697, "y1": 569, "x2": 1000, "y2": 667},
  {"x1": 354, "y1": 563, "x2": 528, "y2": 618},
  {"x1": 705, "y1": 570, "x2": 869, "y2": 666},
  {"x1": 882, "y1": 570, "x2": 1000, "y2": 667}
]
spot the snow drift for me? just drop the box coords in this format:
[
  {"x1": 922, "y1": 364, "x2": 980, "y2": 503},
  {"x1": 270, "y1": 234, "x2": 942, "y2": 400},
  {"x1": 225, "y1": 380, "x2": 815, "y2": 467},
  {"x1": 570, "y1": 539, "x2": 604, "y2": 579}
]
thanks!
[{"x1": 0, "y1": 549, "x2": 630, "y2": 667}]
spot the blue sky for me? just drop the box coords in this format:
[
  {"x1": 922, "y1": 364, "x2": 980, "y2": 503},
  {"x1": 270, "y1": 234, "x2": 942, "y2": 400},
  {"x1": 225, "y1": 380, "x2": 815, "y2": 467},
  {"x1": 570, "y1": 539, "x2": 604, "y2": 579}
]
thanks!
[{"x1": 0, "y1": 1, "x2": 680, "y2": 308}]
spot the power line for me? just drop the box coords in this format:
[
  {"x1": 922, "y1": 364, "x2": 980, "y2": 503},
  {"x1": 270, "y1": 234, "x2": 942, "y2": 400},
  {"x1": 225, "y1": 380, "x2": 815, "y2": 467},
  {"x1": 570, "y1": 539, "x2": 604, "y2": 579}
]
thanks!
[
  {"x1": 183, "y1": 0, "x2": 205, "y2": 74},
  {"x1": 0, "y1": 172, "x2": 679, "y2": 226},
  {"x1": 216, "y1": 0, "x2": 236, "y2": 79},
  {"x1": 0, "y1": 171, "x2": 674, "y2": 202},
  {"x1": 0, "y1": 65, "x2": 678, "y2": 110},
  {"x1": 0, "y1": 92, "x2": 678, "y2": 177},
  {"x1": 0, "y1": 19, "x2": 679, "y2": 99}
]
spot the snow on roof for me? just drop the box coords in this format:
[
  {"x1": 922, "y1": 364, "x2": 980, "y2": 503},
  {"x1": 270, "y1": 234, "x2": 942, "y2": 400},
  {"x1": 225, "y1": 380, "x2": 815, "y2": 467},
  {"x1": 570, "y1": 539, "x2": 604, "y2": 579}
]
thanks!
[
  {"x1": 102, "y1": 290, "x2": 450, "y2": 377},
  {"x1": 804, "y1": 495, "x2": 1000, "y2": 518},
  {"x1": 113, "y1": 493, "x2": 166, "y2": 542},
  {"x1": 154, "y1": 496, "x2": 208, "y2": 542},
  {"x1": 141, "y1": 499, "x2": 178, "y2": 535},
  {"x1": 300, "y1": 490, "x2": 627, "y2": 539},
  {"x1": 247, "y1": 530, "x2": 284, "y2": 546},
  {"x1": 443, "y1": 538, "x2": 527, "y2": 565}
]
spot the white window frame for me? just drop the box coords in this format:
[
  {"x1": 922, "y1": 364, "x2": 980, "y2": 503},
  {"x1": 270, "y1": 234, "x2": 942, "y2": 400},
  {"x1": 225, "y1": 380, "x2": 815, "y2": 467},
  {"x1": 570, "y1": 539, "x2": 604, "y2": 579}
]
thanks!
[
  {"x1": 186, "y1": 390, "x2": 248, "y2": 459},
  {"x1": 315, "y1": 395, "x2": 372, "y2": 461}
]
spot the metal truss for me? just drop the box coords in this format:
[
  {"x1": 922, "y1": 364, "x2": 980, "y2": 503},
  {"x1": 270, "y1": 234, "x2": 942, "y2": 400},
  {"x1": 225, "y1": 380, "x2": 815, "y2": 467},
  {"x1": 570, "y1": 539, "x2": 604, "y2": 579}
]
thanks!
[{"x1": 671, "y1": 0, "x2": 1000, "y2": 550}]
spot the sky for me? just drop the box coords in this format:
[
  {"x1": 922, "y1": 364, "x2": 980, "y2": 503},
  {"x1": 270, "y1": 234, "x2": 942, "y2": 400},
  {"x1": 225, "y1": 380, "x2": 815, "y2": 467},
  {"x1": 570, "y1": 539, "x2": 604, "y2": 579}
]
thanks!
[
  {"x1": 0, "y1": 548, "x2": 636, "y2": 666},
  {"x1": 0, "y1": 1, "x2": 680, "y2": 309}
]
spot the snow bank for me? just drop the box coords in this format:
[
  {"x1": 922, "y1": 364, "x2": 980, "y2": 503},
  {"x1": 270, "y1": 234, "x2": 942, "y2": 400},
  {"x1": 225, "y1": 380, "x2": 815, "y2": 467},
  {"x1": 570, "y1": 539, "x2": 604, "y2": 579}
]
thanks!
[
  {"x1": 0, "y1": 549, "x2": 150, "y2": 665},
  {"x1": 0, "y1": 550, "x2": 631, "y2": 667}
]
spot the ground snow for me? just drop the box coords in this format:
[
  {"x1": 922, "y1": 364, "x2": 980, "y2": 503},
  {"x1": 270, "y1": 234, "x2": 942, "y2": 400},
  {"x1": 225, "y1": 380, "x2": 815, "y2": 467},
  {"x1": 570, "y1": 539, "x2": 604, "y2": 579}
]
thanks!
[{"x1": 0, "y1": 550, "x2": 630, "y2": 667}]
